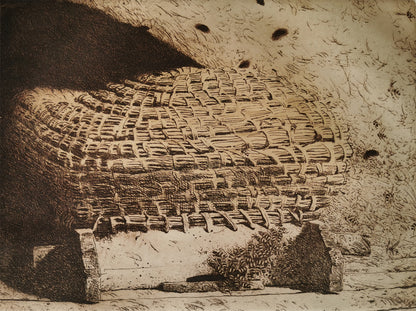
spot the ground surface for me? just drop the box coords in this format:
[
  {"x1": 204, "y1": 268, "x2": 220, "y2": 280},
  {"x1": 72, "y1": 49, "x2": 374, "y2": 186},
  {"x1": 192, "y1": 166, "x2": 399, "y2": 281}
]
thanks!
[
  {"x1": 1, "y1": 0, "x2": 415, "y2": 310},
  {"x1": 1, "y1": 277, "x2": 415, "y2": 311}
]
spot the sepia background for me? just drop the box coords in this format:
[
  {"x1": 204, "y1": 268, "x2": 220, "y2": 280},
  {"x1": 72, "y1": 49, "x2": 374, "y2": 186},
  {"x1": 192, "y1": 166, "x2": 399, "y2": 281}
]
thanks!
[{"x1": 1, "y1": 0, "x2": 415, "y2": 310}]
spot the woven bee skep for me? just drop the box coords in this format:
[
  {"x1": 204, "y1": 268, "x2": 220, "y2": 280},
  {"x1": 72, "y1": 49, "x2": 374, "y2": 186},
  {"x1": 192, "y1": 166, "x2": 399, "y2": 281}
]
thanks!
[{"x1": 6, "y1": 67, "x2": 352, "y2": 234}]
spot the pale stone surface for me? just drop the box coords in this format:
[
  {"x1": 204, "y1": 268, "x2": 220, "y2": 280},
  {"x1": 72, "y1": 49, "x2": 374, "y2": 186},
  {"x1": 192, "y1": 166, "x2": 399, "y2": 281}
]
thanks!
[
  {"x1": 33, "y1": 245, "x2": 58, "y2": 268},
  {"x1": 96, "y1": 225, "x2": 275, "y2": 290},
  {"x1": 76, "y1": 229, "x2": 101, "y2": 303}
]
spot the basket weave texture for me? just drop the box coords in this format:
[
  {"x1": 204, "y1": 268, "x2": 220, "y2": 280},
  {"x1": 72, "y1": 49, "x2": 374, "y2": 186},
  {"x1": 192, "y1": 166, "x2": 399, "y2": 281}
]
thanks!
[{"x1": 11, "y1": 67, "x2": 352, "y2": 233}]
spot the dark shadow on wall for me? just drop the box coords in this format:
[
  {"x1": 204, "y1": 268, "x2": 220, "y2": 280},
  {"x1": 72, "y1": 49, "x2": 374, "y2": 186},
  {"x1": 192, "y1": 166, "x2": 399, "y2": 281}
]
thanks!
[{"x1": 0, "y1": 0, "x2": 201, "y2": 116}]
